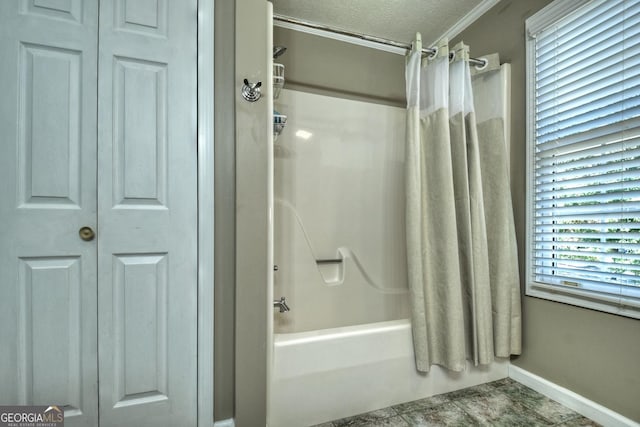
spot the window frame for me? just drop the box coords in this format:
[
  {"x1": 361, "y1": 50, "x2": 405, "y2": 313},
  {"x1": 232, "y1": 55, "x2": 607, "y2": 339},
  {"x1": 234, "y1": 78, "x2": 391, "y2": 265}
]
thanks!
[{"x1": 525, "y1": 0, "x2": 640, "y2": 319}]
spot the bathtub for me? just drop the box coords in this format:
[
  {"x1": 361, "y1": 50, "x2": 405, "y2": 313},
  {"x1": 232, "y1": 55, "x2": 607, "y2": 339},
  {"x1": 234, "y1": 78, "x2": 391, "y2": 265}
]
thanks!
[{"x1": 269, "y1": 319, "x2": 509, "y2": 427}]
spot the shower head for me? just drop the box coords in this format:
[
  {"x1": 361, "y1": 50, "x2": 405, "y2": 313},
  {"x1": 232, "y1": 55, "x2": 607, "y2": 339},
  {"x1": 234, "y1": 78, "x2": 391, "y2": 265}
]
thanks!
[{"x1": 273, "y1": 46, "x2": 287, "y2": 59}]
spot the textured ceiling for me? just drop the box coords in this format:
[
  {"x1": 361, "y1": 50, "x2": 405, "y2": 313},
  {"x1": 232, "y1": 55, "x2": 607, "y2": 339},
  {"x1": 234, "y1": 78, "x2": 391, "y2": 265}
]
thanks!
[{"x1": 271, "y1": 0, "x2": 485, "y2": 46}]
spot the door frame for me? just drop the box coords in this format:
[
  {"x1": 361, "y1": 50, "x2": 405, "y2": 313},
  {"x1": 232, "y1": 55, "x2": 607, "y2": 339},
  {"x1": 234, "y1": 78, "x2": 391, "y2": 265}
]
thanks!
[{"x1": 197, "y1": 0, "x2": 216, "y2": 426}]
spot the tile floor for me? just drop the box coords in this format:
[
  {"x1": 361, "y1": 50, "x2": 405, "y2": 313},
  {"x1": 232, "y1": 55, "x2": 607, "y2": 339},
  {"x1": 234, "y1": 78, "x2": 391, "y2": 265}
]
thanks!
[{"x1": 313, "y1": 378, "x2": 601, "y2": 427}]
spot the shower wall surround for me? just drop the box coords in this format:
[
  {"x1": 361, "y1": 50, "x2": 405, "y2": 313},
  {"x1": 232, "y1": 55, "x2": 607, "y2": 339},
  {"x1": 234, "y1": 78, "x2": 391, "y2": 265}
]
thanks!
[{"x1": 274, "y1": 88, "x2": 410, "y2": 332}]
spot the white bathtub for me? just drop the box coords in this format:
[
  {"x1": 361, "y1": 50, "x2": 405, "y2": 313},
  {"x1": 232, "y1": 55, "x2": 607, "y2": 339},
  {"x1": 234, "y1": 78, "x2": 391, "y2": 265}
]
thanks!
[{"x1": 269, "y1": 319, "x2": 509, "y2": 427}]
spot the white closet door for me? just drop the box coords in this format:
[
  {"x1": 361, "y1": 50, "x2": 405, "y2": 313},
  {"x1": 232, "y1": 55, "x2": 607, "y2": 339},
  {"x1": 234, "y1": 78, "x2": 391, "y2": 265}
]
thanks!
[
  {"x1": 96, "y1": 1, "x2": 198, "y2": 426},
  {"x1": 0, "y1": 2, "x2": 99, "y2": 427}
]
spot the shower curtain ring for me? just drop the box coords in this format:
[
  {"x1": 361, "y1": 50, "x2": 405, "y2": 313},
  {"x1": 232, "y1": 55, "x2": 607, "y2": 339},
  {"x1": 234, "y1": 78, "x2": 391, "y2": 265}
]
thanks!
[{"x1": 474, "y1": 57, "x2": 489, "y2": 70}]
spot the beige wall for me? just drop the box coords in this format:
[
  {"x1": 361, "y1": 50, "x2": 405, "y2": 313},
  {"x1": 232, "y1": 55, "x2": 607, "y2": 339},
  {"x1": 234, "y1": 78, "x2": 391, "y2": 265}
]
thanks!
[
  {"x1": 454, "y1": 0, "x2": 640, "y2": 421},
  {"x1": 274, "y1": 26, "x2": 405, "y2": 106},
  {"x1": 234, "y1": 0, "x2": 273, "y2": 425},
  {"x1": 215, "y1": 0, "x2": 272, "y2": 424}
]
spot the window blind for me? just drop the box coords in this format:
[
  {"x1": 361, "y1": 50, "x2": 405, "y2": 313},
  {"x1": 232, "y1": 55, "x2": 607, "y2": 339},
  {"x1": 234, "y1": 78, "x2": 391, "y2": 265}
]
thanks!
[{"x1": 528, "y1": 0, "x2": 640, "y2": 316}]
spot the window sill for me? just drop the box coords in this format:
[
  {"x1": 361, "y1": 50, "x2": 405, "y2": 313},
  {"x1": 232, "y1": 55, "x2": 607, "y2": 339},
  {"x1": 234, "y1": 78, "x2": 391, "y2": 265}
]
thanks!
[{"x1": 526, "y1": 282, "x2": 640, "y2": 320}]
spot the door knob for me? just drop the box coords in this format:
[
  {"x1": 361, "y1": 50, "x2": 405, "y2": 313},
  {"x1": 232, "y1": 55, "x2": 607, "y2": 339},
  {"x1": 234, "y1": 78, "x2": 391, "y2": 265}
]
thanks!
[{"x1": 79, "y1": 226, "x2": 95, "y2": 241}]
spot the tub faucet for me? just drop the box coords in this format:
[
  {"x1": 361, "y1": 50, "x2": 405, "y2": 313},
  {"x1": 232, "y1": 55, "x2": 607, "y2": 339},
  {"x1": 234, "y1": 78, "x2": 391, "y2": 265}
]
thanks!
[{"x1": 273, "y1": 296, "x2": 290, "y2": 313}]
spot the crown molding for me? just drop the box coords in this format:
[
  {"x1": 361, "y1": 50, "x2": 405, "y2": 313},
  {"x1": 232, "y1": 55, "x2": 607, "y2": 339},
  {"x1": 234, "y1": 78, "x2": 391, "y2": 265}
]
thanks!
[{"x1": 435, "y1": 0, "x2": 501, "y2": 45}]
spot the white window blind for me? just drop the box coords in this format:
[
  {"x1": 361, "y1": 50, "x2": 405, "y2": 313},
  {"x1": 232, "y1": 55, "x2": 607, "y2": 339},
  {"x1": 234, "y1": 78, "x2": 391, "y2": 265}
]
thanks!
[{"x1": 526, "y1": 0, "x2": 640, "y2": 318}]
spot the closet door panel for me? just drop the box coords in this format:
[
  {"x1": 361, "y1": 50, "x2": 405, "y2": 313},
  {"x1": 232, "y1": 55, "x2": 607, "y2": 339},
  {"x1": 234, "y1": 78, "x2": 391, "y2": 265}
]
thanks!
[
  {"x1": 0, "y1": 2, "x2": 99, "y2": 427},
  {"x1": 97, "y1": 0, "x2": 198, "y2": 426}
]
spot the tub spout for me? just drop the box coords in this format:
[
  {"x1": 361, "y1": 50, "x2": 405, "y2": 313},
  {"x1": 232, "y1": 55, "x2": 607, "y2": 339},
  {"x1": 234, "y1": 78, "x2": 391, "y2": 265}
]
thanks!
[{"x1": 273, "y1": 296, "x2": 290, "y2": 313}]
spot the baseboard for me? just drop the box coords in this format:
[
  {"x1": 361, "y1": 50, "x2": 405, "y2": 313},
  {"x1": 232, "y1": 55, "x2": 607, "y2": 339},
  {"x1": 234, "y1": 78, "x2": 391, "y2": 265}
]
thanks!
[
  {"x1": 213, "y1": 419, "x2": 235, "y2": 427},
  {"x1": 509, "y1": 365, "x2": 639, "y2": 427}
]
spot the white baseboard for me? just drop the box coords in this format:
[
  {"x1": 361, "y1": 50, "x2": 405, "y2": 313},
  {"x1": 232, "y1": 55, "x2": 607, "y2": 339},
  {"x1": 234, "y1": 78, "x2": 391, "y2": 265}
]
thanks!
[
  {"x1": 509, "y1": 365, "x2": 639, "y2": 427},
  {"x1": 213, "y1": 419, "x2": 235, "y2": 427}
]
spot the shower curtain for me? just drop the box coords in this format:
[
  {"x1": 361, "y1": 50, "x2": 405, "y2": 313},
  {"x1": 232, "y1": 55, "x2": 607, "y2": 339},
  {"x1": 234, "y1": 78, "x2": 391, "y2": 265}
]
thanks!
[{"x1": 405, "y1": 35, "x2": 521, "y2": 373}]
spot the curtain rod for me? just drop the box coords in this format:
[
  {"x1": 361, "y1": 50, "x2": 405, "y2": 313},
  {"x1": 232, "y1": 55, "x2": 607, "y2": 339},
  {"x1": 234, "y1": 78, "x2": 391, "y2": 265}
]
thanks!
[{"x1": 273, "y1": 14, "x2": 487, "y2": 68}]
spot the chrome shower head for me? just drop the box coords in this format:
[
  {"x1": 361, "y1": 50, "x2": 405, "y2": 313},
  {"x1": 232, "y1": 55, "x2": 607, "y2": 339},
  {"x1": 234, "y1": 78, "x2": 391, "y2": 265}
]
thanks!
[{"x1": 273, "y1": 46, "x2": 287, "y2": 59}]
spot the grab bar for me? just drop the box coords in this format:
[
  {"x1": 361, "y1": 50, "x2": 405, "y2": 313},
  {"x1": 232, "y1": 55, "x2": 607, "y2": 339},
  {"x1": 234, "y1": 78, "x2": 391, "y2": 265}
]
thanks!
[{"x1": 316, "y1": 258, "x2": 343, "y2": 264}]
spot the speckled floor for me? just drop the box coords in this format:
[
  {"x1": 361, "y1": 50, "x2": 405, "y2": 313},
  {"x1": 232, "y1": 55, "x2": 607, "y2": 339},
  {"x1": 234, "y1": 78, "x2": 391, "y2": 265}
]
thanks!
[{"x1": 313, "y1": 378, "x2": 601, "y2": 427}]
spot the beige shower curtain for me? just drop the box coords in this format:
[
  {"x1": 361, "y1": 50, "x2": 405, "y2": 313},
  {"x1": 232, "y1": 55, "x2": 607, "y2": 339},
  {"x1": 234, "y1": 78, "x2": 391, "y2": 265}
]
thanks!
[
  {"x1": 405, "y1": 35, "x2": 521, "y2": 373},
  {"x1": 471, "y1": 54, "x2": 522, "y2": 357}
]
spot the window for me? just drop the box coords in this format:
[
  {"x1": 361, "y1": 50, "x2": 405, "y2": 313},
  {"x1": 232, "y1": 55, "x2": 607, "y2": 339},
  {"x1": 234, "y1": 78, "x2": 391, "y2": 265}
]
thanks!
[{"x1": 526, "y1": 0, "x2": 640, "y2": 318}]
